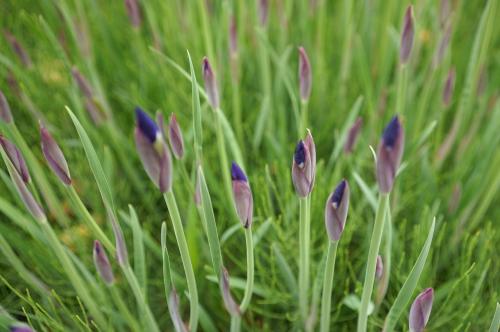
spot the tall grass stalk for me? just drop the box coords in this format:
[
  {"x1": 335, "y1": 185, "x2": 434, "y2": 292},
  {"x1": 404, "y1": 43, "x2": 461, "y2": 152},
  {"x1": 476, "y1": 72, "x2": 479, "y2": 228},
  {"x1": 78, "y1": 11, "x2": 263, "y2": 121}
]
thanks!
[
  {"x1": 299, "y1": 196, "x2": 310, "y2": 323},
  {"x1": 319, "y1": 241, "x2": 339, "y2": 332}
]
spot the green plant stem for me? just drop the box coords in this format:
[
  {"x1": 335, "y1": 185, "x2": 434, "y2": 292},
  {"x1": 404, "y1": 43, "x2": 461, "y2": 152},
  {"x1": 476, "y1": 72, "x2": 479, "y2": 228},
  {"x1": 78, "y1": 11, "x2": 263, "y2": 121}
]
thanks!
[
  {"x1": 240, "y1": 227, "x2": 254, "y2": 312},
  {"x1": 376, "y1": 207, "x2": 392, "y2": 306},
  {"x1": 230, "y1": 315, "x2": 241, "y2": 332},
  {"x1": 164, "y1": 191, "x2": 199, "y2": 332},
  {"x1": 299, "y1": 196, "x2": 310, "y2": 323},
  {"x1": 396, "y1": 64, "x2": 408, "y2": 117},
  {"x1": 301, "y1": 100, "x2": 309, "y2": 134},
  {"x1": 214, "y1": 107, "x2": 233, "y2": 208},
  {"x1": 320, "y1": 241, "x2": 339, "y2": 332},
  {"x1": 357, "y1": 193, "x2": 389, "y2": 332},
  {"x1": 109, "y1": 286, "x2": 141, "y2": 331}
]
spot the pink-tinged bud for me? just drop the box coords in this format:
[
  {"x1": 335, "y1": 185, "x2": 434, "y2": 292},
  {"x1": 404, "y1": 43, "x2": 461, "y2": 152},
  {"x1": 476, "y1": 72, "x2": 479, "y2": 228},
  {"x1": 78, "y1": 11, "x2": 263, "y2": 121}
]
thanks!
[
  {"x1": 93, "y1": 240, "x2": 114, "y2": 285},
  {"x1": 344, "y1": 117, "x2": 363, "y2": 154},
  {"x1": 229, "y1": 15, "x2": 238, "y2": 57},
  {"x1": 71, "y1": 67, "x2": 93, "y2": 98},
  {"x1": 168, "y1": 113, "x2": 184, "y2": 159},
  {"x1": 409, "y1": 288, "x2": 434, "y2": 332},
  {"x1": 40, "y1": 124, "x2": 72, "y2": 185},
  {"x1": 9, "y1": 324, "x2": 35, "y2": 332},
  {"x1": 400, "y1": 5, "x2": 414, "y2": 64},
  {"x1": 298, "y1": 47, "x2": 312, "y2": 102},
  {"x1": 292, "y1": 130, "x2": 316, "y2": 197},
  {"x1": 168, "y1": 288, "x2": 188, "y2": 332},
  {"x1": 4, "y1": 31, "x2": 32, "y2": 68},
  {"x1": 124, "y1": 0, "x2": 141, "y2": 27},
  {"x1": 194, "y1": 173, "x2": 202, "y2": 206},
  {"x1": 84, "y1": 98, "x2": 105, "y2": 125},
  {"x1": 220, "y1": 267, "x2": 240, "y2": 316},
  {"x1": 258, "y1": 0, "x2": 269, "y2": 26},
  {"x1": 442, "y1": 68, "x2": 455, "y2": 107},
  {"x1": 109, "y1": 210, "x2": 128, "y2": 267},
  {"x1": 231, "y1": 162, "x2": 253, "y2": 228},
  {"x1": 134, "y1": 107, "x2": 173, "y2": 193},
  {"x1": 324, "y1": 179, "x2": 349, "y2": 242},
  {"x1": 0, "y1": 90, "x2": 13, "y2": 123},
  {"x1": 375, "y1": 255, "x2": 383, "y2": 280},
  {"x1": 433, "y1": 22, "x2": 452, "y2": 68},
  {"x1": 376, "y1": 116, "x2": 404, "y2": 193},
  {"x1": 0, "y1": 135, "x2": 30, "y2": 183},
  {"x1": 202, "y1": 57, "x2": 220, "y2": 109}
]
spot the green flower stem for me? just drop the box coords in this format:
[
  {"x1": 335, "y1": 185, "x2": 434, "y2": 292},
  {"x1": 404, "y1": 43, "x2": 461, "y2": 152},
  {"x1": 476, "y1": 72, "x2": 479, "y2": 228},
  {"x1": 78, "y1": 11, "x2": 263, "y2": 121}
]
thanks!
[
  {"x1": 215, "y1": 107, "x2": 234, "y2": 210},
  {"x1": 299, "y1": 196, "x2": 310, "y2": 323},
  {"x1": 396, "y1": 64, "x2": 408, "y2": 117},
  {"x1": 164, "y1": 191, "x2": 199, "y2": 332},
  {"x1": 376, "y1": 207, "x2": 392, "y2": 306},
  {"x1": 109, "y1": 285, "x2": 141, "y2": 332},
  {"x1": 240, "y1": 227, "x2": 254, "y2": 312},
  {"x1": 230, "y1": 315, "x2": 241, "y2": 332},
  {"x1": 66, "y1": 186, "x2": 114, "y2": 252},
  {"x1": 357, "y1": 193, "x2": 389, "y2": 332},
  {"x1": 319, "y1": 241, "x2": 339, "y2": 332},
  {"x1": 300, "y1": 100, "x2": 309, "y2": 136}
]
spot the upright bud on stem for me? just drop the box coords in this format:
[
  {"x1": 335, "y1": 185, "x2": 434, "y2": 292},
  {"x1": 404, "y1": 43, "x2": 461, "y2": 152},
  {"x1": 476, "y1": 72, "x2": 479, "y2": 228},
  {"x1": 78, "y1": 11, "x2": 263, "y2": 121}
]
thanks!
[
  {"x1": 324, "y1": 179, "x2": 350, "y2": 242},
  {"x1": 0, "y1": 90, "x2": 13, "y2": 123},
  {"x1": 40, "y1": 123, "x2": 72, "y2": 185},
  {"x1": 0, "y1": 135, "x2": 30, "y2": 183},
  {"x1": 409, "y1": 288, "x2": 434, "y2": 332},
  {"x1": 344, "y1": 117, "x2": 363, "y2": 154},
  {"x1": 376, "y1": 116, "x2": 404, "y2": 193},
  {"x1": 442, "y1": 68, "x2": 455, "y2": 107},
  {"x1": 298, "y1": 47, "x2": 312, "y2": 102},
  {"x1": 168, "y1": 113, "x2": 184, "y2": 159},
  {"x1": 220, "y1": 267, "x2": 240, "y2": 316},
  {"x1": 202, "y1": 57, "x2": 220, "y2": 109},
  {"x1": 400, "y1": 5, "x2": 414, "y2": 65},
  {"x1": 375, "y1": 255, "x2": 383, "y2": 280},
  {"x1": 124, "y1": 0, "x2": 141, "y2": 27},
  {"x1": 93, "y1": 240, "x2": 114, "y2": 285},
  {"x1": 231, "y1": 162, "x2": 253, "y2": 228},
  {"x1": 292, "y1": 130, "x2": 316, "y2": 197}
]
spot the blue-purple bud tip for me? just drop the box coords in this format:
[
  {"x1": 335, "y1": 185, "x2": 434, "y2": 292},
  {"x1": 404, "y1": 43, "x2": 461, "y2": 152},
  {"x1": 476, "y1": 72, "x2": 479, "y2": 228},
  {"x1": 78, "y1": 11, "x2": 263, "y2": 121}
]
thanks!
[
  {"x1": 382, "y1": 116, "x2": 401, "y2": 148},
  {"x1": 231, "y1": 162, "x2": 247, "y2": 182},
  {"x1": 135, "y1": 107, "x2": 159, "y2": 143},
  {"x1": 294, "y1": 141, "x2": 306, "y2": 167},
  {"x1": 331, "y1": 179, "x2": 347, "y2": 207}
]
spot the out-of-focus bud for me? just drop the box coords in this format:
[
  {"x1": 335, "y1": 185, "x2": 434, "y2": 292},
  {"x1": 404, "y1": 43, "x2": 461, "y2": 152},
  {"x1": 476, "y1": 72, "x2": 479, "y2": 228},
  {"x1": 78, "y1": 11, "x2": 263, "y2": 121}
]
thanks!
[
  {"x1": 0, "y1": 90, "x2": 13, "y2": 123},
  {"x1": 0, "y1": 135, "x2": 30, "y2": 183},
  {"x1": 71, "y1": 67, "x2": 93, "y2": 98},
  {"x1": 168, "y1": 113, "x2": 184, "y2": 159},
  {"x1": 71, "y1": 67, "x2": 104, "y2": 124},
  {"x1": 292, "y1": 130, "x2": 316, "y2": 197},
  {"x1": 9, "y1": 324, "x2": 35, "y2": 332},
  {"x1": 324, "y1": 179, "x2": 349, "y2": 242},
  {"x1": 93, "y1": 240, "x2": 114, "y2": 285},
  {"x1": 220, "y1": 267, "x2": 240, "y2": 316},
  {"x1": 442, "y1": 68, "x2": 455, "y2": 107},
  {"x1": 298, "y1": 47, "x2": 312, "y2": 102},
  {"x1": 202, "y1": 57, "x2": 220, "y2": 109},
  {"x1": 376, "y1": 116, "x2": 404, "y2": 194},
  {"x1": 433, "y1": 22, "x2": 452, "y2": 68},
  {"x1": 168, "y1": 288, "x2": 188, "y2": 332},
  {"x1": 134, "y1": 107, "x2": 173, "y2": 193},
  {"x1": 194, "y1": 173, "x2": 202, "y2": 206},
  {"x1": 400, "y1": 5, "x2": 414, "y2": 64},
  {"x1": 40, "y1": 123, "x2": 72, "y2": 185},
  {"x1": 4, "y1": 31, "x2": 32, "y2": 68},
  {"x1": 409, "y1": 288, "x2": 434, "y2": 332},
  {"x1": 375, "y1": 255, "x2": 383, "y2": 280},
  {"x1": 231, "y1": 162, "x2": 253, "y2": 228},
  {"x1": 229, "y1": 15, "x2": 238, "y2": 58},
  {"x1": 439, "y1": 0, "x2": 451, "y2": 29},
  {"x1": 109, "y1": 209, "x2": 128, "y2": 267},
  {"x1": 258, "y1": 0, "x2": 269, "y2": 26},
  {"x1": 344, "y1": 117, "x2": 363, "y2": 154},
  {"x1": 124, "y1": 0, "x2": 141, "y2": 27}
]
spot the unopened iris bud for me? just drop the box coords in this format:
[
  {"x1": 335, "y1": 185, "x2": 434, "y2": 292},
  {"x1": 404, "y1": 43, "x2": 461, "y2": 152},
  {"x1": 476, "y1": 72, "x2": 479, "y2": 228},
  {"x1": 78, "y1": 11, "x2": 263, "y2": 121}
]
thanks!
[
  {"x1": 168, "y1": 288, "x2": 188, "y2": 332},
  {"x1": 298, "y1": 47, "x2": 312, "y2": 102},
  {"x1": 109, "y1": 209, "x2": 128, "y2": 267},
  {"x1": 220, "y1": 267, "x2": 240, "y2": 316},
  {"x1": 124, "y1": 0, "x2": 141, "y2": 27},
  {"x1": 134, "y1": 107, "x2": 173, "y2": 193},
  {"x1": 0, "y1": 135, "x2": 30, "y2": 183},
  {"x1": 231, "y1": 162, "x2": 253, "y2": 228},
  {"x1": 71, "y1": 67, "x2": 93, "y2": 98},
  {"x1": 292, "y1": 130, "x2": 316, "y2": 197},
  {"x1": 202, "y1": 57, "x2": 220, "y2": 109},
  {"x1": 400, "y1": 5, "x2": 414, "y2": 64},
  {"x1": 4, "y1": 31, "x2": 32, "y2": 68},
  {"x1": 324, "y1": 179, "x2": 350, "y2": 242},
  {"x1": 376, "y1": 116, "x2": 404, "y2": 194},
  {"x1": 375, "y1": 255, "x2": 383, "y2": 280},
  {"x1": 0, "y1": 90, "x2": 13, "y2": 123},
  {"x1": 168, "y1": 113, "x2": 184, "y2": 159},
  {"x1": 258, "y1": 0, "x2": 269, "y2": 26},
  {"x1": 40, "y1": 123, "x2": 71, "y2": 185},
  {"x1": 409, "y1": 288, "x2": 434, "y2": 332},
  {"x1": 344, "y1": 117, "x2": 363, "y2": 154},
  {"x1": 93, "y1": 240, "x2": 114, "y2": 285},
  {"x1": 9, "y1": 324, "x2": 34, "y2": 332},
  {"x1": 442, "y1": 68, "x2": 455, "y2": 107}
]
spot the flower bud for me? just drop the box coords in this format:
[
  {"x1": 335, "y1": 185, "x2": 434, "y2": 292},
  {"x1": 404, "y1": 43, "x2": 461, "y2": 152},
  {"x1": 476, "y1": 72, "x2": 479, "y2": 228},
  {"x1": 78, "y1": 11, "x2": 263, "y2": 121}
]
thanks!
[
  {"x1": 40, "y1": 123, "x2": 72, "y2": 185},
  {"x1": 4, "y1": 31, "x2": 32, "y2": 68},
  {"x1": 292, "y1": 130, "x2": 316, "y2": 197},
  {"x1": 71, "y1": 67, "x2": 93, "y2": 99},
  {"x1": 202, "y1": 57, "x2": 220, "y2": 109},
  {"x1": 375, "y1": 255, "x2": 383, "y2": 280},
  {"x1": 298, "y1": 46, "x2": 312, "y2": 102},
  {"x1": 376, "y1": 116, "x2": 404, "y2": 193},
  {"x1": 93, "y1": 240, "x2": 114, "y2": 285},
  {"x1": 324, "y1": 179, "x2": 350, "y2": 242},
  {"x1": 168, "y1": 288, "x2": 188, "y2": 332},
  {"x1": 400, "y1": 5, "x2": 414, "y2": 64},
  {"x1": 134, "y1": 107, "x2": 173, "y2": 193},
  {"x1": 229, "y1": 15, "x2": 238, "y2": 57},
  {"x1": 194, "y1": 173, "x2": 202, "y2": 206},
  {"x1": 109, "y1": 209, "x2": 128, "y2": 267},
  {"x1": 439, "y1": 0, "x2": 451, "y2": 29},
  {"x1": 344, "y1": 117, "x2": 363, "y2": 154},
  {"x1": 124, "y1": 0, "x2": 141, "y2": 27},
  {"x1": 0, "y1": 135, "x2": 30, "y2": 183},
  {"x1": 168, "y1": 113, "x2": 184, "y2": 159},
  {"x1": 442, "y1": 68, "x2": 455, "y2": 107},
  {"x1": 220, "y1": 267, "x2": 240, "y2": 316},
  {"x1": 409, "y1": 288, "x2": 434, "y2": 332},
  {"x1": 0, "y1": 90, "x2": 13, "y2": 123},
  {"x1": 258, "y1": 0, "x2": 269, "y2": 26},
  {"x1": 231, "y1": 162, "x2": 253, "y2": 228},
  {"x1": 9, "y1": 324, "x2": 34, "y2": 332}
]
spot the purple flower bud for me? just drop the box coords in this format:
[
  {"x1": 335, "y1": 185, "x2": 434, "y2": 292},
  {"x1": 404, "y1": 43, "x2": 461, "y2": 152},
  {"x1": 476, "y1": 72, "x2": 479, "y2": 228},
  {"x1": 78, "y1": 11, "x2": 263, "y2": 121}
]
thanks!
[
  {"x1": 442, "y1": 68, "x2": 455, "y2": 107},
  {"x1": 71, "y1": 67, "x2": 94, "y2": 99},
  {"x1": 220, "y1": 267, "x2": 240, "y2": 316},
  {"x1": 109, "y1": 210, "x2": 128, "y2": 267},
  {"x1": 9, "y1": 324, "x2": 35, "y2": 332},
  {"x1": 409, "y1": 288, "x2": 434, "y2": 332},
  {"x1": 375, "y1": 255, "x2": 383, "y2": 280},
  {"x1": 231, "y1": 162, "x2": 253, "y2": 228},
  {"x1": 134, "y1": 107, "x2": 173, "y2": 193},
  {"x1": 229, "y1": 15, "x2": 238, "y2": 57},
  {"x1": 400, "y1": 5, "x2": 414, "y2": 64},
  {"x1": 0, "y1": 135, "x2": 30, "y2": 183},
  {"x1": 40, "y1": 124, "x2": 72, "y2": 185},
  {"x1": 298, "y1": 46, "x2": 312, "y2": 102},
  {"x1": 376, "y1": 116, "x2": 404, "y2": 193},
  {"x1": 258, "y1": 0, "x2": 269, "y2": 26},
  {"x1": 4, "y1": 31, "x2": 32, "y2": 68},
  {"x1": 344, "y1": 117, "x2": 363, "y2": 154},
  {"x1": 93, "y1": 240, "x2": 114, "y2": 285},
  {"x1": 84, "y1": 98, "x2": 104, "y2": 125},
  {"x1": 292, "y1": 130, "x2": 316, "y2": 197},
  {"x1": 168, "y1": 113, "x2": 184, "y2": 159},
  {"x1": 324, "y1": 179, "x2": 350, "y2": 242},
  {"x1": 124, "y1": 0, "x2": 141, "y2": 27},
  {"x1": 168, "y1": 288, "x2": 188, "y2": 332},
  {"x1": 202, "y1": 57, "x2": 220, "y2": 109},
  {"x1": 0, "y1": 90, "x2": 13, "y2": 123}
]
